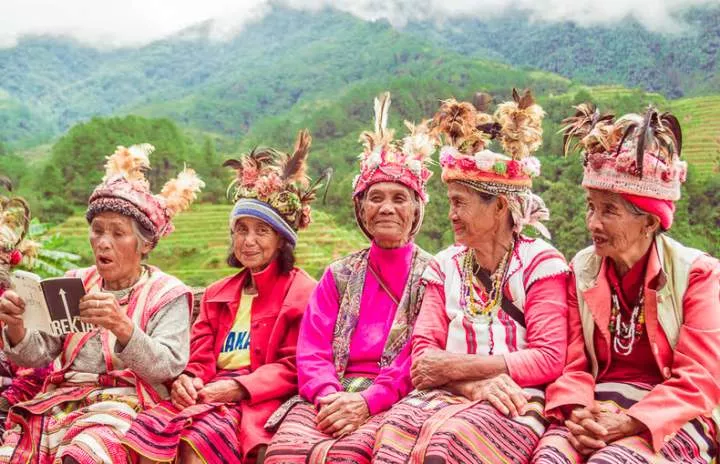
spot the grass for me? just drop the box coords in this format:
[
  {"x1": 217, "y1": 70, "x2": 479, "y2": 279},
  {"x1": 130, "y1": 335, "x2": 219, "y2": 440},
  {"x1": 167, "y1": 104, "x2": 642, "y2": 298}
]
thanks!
[{"x1": 51, "y1": 203, "x2": 368, "y2": 287}]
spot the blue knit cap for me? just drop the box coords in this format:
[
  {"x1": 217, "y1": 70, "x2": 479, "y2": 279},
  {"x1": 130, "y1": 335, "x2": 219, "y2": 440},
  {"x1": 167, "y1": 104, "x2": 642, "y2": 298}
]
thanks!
[{"x1": 230, "y1": 199, "x2": 298, "y2": 247}]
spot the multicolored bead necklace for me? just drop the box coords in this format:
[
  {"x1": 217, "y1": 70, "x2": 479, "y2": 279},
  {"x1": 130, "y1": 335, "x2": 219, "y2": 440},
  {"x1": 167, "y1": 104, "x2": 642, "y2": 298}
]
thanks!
[
  {"x1": 460, "y1": 241, "x2": 514, "y2": 355},
  {"x1": 609, "y1": 286, "x2": 646, "y2": 356}
]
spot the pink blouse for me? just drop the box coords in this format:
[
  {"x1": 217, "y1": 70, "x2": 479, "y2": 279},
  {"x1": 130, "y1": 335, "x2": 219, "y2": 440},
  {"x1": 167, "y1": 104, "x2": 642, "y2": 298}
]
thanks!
[{"x1": 297, "y1": 241, "x2": 415, "y2": 415}]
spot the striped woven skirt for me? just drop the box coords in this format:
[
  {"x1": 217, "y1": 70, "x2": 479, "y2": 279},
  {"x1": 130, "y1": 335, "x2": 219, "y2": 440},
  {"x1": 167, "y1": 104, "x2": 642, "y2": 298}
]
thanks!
[
  {"x1": 373, "y1": 387, "x2": 547, "y2": 464},
  {"x1": 0, "y1": 384, "x2": 141, "y2": 464},
  {"x1": 532, "y1": 382, "x2": 718, "y2": 464},
  {"x1": 264, "y1": 400, "x2": 386, "y2": 464},
  {"x1": 123, "y1": 400, "x2": 251, "y2": 464}
]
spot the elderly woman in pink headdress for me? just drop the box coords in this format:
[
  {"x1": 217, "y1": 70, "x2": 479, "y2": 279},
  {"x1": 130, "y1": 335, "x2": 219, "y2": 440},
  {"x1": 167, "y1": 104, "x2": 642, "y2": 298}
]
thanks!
[
  {"x1": 0, "y1": 145, "x2": 203, "y2": 464},
  {"x1": 532, "y1": 105, "x2": 720, "y2": 464},
  {"x1": 264, "y1": 93, "x2": 435, "y2": 464},
  {"x1": 373, "y1": 90, "x2": 570, "y2": 464}
]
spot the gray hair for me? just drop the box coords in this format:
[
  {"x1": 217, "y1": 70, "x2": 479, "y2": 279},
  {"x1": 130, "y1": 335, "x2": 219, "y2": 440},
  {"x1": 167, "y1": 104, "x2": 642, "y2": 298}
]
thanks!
[
  {"x1": 130, "y1": 219, "x2": 154, "y2": 260},
  {"x1": 619, "y1": 196, "x2": 662, "y2": 235}
]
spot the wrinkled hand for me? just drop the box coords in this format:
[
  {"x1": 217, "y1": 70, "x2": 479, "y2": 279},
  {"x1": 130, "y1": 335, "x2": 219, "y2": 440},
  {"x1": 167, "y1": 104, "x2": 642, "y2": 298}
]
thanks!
[
  {"x1": 198, "y1": 379, "x2": 247, "y2": 404},
  {"x1": 473, "y1": 374, "x2": 530, "y2": 417},
  {"x1": 594, "y1": 409, "x2": 647, "y2": 443},
  {"x1": 79, "y1": 292, "x2": 134, "y2": 344},
  {"x1": 0, "y1": 290, "x2": 26, "y2": 344},
  {"x1": 446, "y1": 379, "x2": 484, "y2": 401},
  {"x1": 171, "y1": 374, "x2": 204, "y2": 409},
  {"x1": 411, "y1": 350, "x2": 456, "y2": 390},
  {"x1": 565, "y1": 404, "x2": 608, "y2": 455},
  {"x1": 316, "y1": 392, "x2": 370, "y2": 438}
]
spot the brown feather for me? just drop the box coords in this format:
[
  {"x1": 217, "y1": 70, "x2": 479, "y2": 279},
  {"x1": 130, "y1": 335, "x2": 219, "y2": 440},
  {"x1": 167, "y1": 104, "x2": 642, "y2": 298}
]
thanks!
[
  {"x1": 518, "y1": 89, "x2": 534, "y2": 110},
  {"x1": 659, "y1": 113, "x2": 682, "y2": 159},
  {"x1": 282, "y1": 129, "x2": 312, "y2": 186},
  {"x1": 0, "y1": 176, "x2": 13, "y2": 192},
  {"x1": 634, "y1": 108, "x2": 659, "y2": 178},
  {"x1": 432, "y1": 99, "x2": 478, "y2": 149},
  {"x1": 473, "y1": 92, "x2": 493, "y2": 113},
  {"x1": 222, "y1": 159, "x2": 243, "y2": 170},
  {"x1": 560, "y1": 103, "x2": 616, "y2": 156}
]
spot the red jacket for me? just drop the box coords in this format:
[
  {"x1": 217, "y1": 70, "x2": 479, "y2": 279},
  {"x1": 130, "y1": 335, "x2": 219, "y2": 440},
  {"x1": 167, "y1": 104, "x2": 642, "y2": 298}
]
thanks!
[
  {"x1": 185, "y1": 258, "x2": 316, "y2": 452},
  {"x1": 545, "y1": 245, "x2": 720, "y2": 452}
]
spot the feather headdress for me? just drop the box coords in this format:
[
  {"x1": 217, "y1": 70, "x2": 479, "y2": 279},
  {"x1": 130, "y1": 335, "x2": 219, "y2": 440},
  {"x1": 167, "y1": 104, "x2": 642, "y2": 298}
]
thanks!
[
  {"x1": 224, "y1": 129, "x2": 326, "y2": 236},
  {"x1": 353, "y1": 92, "x2": 436, "y2": 203},
  {"x1": 87, "y1": 143, "x2": 205, "y2": 246},
  {"x1": 434, "y1": 88, "x2": 545, "y2": 194},
  {"x1": 561, "y1": 104, "x2": 686, "y2": 201}
]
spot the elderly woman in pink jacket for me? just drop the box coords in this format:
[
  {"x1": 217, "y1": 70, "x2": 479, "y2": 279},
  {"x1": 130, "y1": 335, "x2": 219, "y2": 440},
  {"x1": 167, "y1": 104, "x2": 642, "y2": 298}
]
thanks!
[{"x1": 532, "y1": 105, "x2": 720, "y2": 464}]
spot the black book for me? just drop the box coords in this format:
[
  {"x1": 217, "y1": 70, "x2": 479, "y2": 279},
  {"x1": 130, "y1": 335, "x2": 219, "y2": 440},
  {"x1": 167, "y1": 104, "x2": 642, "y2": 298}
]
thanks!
[{"x1": 11, "y1": 270, "x2": 92, "y2": 336}]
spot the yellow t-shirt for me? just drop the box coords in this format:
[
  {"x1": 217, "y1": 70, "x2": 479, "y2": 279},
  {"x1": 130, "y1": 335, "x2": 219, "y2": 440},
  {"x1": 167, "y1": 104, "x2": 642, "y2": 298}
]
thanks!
[{"x1": 217, "y1": 290, "x2": 255, "y2": 370}]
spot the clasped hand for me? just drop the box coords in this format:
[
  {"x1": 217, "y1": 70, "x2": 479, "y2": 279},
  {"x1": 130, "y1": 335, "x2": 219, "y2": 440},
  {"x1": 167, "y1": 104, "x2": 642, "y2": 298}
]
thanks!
[
  {"x1": 171, "y1": 374, "x2": 247, "y2": 409},
  {"x1": 315, "y1": 392, "x2": 370, "y2": 438},
  {"x1": 565, "y1": 403, "x2": 647, "y2": 455}
]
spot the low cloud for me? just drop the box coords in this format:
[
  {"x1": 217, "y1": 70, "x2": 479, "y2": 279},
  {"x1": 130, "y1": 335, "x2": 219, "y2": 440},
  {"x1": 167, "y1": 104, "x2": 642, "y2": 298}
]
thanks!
[{"x1": 1, "y1": 0, "x2": 718, "y2": 49}]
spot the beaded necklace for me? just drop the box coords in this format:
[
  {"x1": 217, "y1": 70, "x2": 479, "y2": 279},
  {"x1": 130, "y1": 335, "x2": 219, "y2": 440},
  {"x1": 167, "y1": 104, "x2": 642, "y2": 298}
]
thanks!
[
  {"x1": 460, "y1": 241, "x2": 514, "y2": 354},
  {"x1": 609, "y1": 285, "x2": 645, "y2": 356}
]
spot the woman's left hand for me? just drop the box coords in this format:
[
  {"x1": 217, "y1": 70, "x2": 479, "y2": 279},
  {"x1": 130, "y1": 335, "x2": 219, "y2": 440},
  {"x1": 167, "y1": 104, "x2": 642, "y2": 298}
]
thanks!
[
  {"x1": 79, "y1": 292, "x2": 134, "y2": 345},
  {"x1": 197, "y1": 379, "x2": 247, "y2": 404},
  {"x1": 594, "y1": 410, "x2": 646, "y2": 443},
  {"x1": 316, "y1": 392, "x2": 369, "y2": 437},
  {"x1": 411, "y1": 350, "x2": 456, "y2": 390}
]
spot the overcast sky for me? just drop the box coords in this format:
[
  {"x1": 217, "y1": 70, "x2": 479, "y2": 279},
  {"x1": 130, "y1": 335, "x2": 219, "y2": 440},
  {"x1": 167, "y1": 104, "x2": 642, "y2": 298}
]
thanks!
[{"x1": 1, "y1": 0, "x2": 718, "y2": 49}]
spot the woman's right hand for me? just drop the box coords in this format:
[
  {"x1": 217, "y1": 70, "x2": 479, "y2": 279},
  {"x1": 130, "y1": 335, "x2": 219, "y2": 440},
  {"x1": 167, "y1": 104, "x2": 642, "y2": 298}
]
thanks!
[
  {"x1": 171, "y1": 374, "x2": 204, "y2": 410},
  {"x1": 0, "y1": 290, "x2": 27, "y2": 345},
  {"x1": 473, "y1": 373, "x2": 530, "y2": 417}
]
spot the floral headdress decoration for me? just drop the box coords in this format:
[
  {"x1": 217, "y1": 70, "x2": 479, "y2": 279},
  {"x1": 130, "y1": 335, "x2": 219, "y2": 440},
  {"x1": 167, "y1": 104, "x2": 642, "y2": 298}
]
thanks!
[
  {"x1": 435, "y1": 88, "x2": 545, "y2": 195},
  {"x1": 87, "y1": 144, "x2": 205, "y2": 248},
  {"x1": 224, "y1": 130, "x2": 327, "y2": 247},
  {"x1": 561, "y1": 103, "x2": 686, "y2": 201},
  {"x1": 352, "y1": 92, "x2": 436, "y2": 203},
  {"x1": 0, "y1": 180, "x2": 39, "y2": 292}
]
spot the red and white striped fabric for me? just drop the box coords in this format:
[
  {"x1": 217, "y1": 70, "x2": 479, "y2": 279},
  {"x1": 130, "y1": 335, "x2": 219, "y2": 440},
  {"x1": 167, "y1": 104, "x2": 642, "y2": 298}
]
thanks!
[{"x1": 422, "y1": 236, "x2": 568, "y2": 356}]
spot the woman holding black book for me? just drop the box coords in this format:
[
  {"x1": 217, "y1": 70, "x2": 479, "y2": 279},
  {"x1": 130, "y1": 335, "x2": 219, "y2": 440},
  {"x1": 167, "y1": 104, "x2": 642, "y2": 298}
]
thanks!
[{"x1": 0, "y1": 144, "x2": 203, "y2": 464}]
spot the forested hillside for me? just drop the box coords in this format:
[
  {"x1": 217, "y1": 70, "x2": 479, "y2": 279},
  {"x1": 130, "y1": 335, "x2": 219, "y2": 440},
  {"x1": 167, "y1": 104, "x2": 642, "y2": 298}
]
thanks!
[
  {"x1": 2, "y1": 6, "x2": 720, "y2": 148},
  {"x1": 407, "y1": 6, "x2": 720, "y2": 99}
]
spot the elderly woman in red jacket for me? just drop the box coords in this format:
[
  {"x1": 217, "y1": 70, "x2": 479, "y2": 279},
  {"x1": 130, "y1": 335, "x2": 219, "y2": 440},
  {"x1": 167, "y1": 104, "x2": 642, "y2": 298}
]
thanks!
[
  {"x1": 123, "y1": 131, "x2": 320, "y2": 464},
  {"x1": 532, "y1": 106, "x2": 720, "y2": 464}
]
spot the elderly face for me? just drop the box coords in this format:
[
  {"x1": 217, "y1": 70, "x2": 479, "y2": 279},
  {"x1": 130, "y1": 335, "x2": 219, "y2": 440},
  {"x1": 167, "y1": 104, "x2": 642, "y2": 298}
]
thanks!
[
  {"x1": 585, "y1": 189, "x2": 658, "y2": 263},
  {"x1": 89, "y1": 212, "x2": 150, "y2": 287},
  {"x1": 232, "y1": 217, "x2": 283, "y2": 273},
  {"x1": 360, "y1": 182, "x2": 417, "y2": 248},
  {"x1": 447, "y1": 182, "x2": 506, "y2": 248}
]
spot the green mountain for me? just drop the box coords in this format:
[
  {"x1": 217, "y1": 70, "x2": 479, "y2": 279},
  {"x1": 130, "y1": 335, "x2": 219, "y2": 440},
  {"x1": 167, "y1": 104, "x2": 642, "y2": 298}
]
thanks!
[
  {"x1": 407, "y1": 6, "x2": 720, "y2": 99},
  {"x1": 2, "y1": 6, "x2": 720, "y2": 149}
]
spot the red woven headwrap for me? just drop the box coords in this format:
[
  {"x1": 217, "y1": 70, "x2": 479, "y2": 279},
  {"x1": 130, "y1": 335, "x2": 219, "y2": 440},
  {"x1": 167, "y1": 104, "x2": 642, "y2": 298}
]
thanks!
[{"x1": 621, "y1": 193, "x2": 676, "y2": 230}]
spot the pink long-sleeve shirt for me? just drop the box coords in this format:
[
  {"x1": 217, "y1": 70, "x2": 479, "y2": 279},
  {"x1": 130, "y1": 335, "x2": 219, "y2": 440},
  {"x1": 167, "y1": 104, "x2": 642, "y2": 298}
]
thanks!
[{"x1": 297, "y1": 241, "x2": 415, "y2": 415}]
